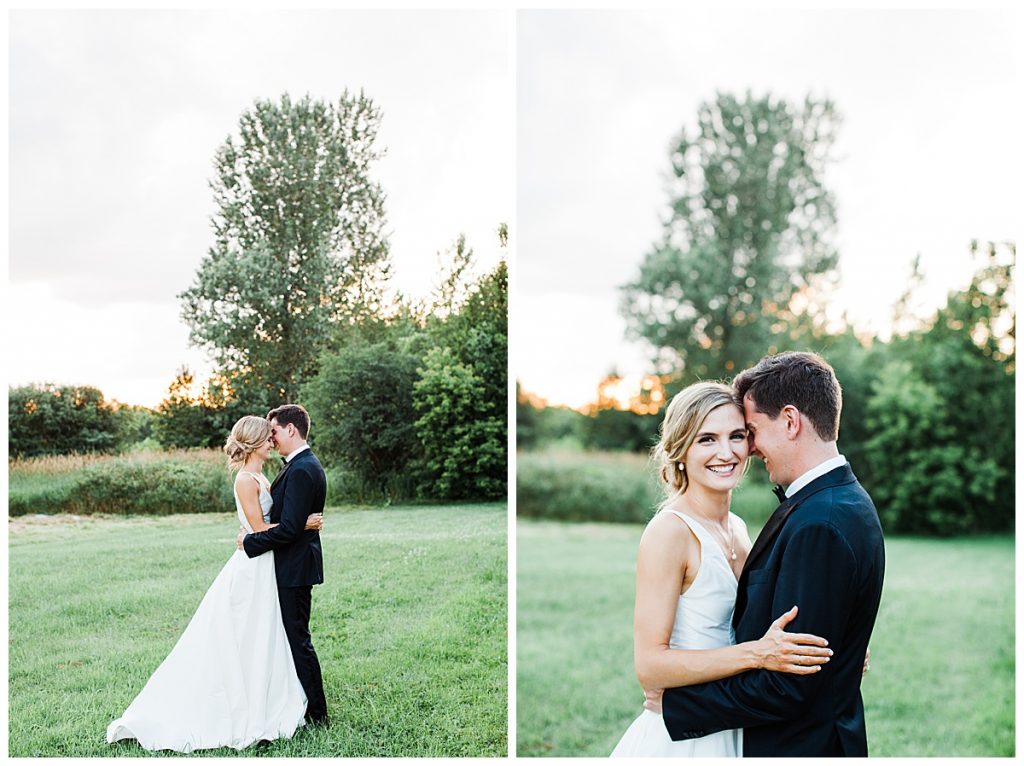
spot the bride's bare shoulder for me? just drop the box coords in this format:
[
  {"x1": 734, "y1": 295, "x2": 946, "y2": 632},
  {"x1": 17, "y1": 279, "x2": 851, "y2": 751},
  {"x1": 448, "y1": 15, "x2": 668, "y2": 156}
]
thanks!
[
  {"x1": 639, "y1": 509, "x2": 699, "y2": 557},
  {"x1": 233, "y1": 473, "x2": 260, "y2": 498}
]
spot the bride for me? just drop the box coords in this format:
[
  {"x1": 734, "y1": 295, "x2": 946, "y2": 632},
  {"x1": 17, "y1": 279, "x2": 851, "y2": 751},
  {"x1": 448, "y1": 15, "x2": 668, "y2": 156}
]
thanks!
[
  {"x1": 107, "y1": 415, "x2": 324, "y2": 752},
  {"x1": 611, "y1": 382, "x2": 831, "y2": 757}
]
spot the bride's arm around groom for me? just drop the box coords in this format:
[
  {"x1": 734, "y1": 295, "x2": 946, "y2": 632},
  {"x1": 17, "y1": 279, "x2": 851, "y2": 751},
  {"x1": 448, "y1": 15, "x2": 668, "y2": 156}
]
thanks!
[{"x1": 242, "y1": 455, "x2": 322, "y2": 557}]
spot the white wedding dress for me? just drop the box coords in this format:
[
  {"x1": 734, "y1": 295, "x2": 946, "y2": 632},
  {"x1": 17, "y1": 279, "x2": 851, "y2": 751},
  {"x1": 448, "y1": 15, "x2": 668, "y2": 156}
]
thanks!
[
  {"x1": 107, "y1": 471, "x2": 307, "y2": 752},
  {"x1": 611, "y1": 511, "x2": 743, "y2": 757}
]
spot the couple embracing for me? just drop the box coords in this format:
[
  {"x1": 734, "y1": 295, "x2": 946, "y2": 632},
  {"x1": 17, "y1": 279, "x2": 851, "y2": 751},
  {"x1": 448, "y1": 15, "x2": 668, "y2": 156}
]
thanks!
[
  {"x1": 612, "y1": 351, "x2": 886, "y2": 758},
  {"x1": 107, "y1": 404, "x2": 329, "y2": 752}
]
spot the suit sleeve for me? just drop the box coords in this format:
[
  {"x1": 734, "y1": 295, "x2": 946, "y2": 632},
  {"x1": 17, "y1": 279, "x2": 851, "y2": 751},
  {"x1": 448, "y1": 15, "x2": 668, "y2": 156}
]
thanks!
[
  {"x1": 242, "y1": 465, "x2": 315, "y2": 558},
  {"x1": 661, "y1": 521, "x2": 858, "y2": 740}
]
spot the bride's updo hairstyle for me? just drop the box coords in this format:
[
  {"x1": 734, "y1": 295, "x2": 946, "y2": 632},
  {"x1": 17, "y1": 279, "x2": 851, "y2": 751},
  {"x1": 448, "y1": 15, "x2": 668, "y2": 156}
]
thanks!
[
  {"x1": 654, "y1": 381, "x2": 742, "y2": 497},
  {"x1": 224, "y1": 415, "x2": 271, "y2": 472}
]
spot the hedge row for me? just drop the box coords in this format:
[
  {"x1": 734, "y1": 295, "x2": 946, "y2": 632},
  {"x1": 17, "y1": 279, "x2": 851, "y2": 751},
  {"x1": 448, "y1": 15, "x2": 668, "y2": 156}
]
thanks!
[{"x1": 9, "y1": 452, "x2": 235, "y2": 517}]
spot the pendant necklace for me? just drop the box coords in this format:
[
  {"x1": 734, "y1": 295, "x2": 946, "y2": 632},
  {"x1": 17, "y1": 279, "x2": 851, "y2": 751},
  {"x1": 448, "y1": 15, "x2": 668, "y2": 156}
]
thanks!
[
  {"x1": 698, "y1": 512, "x2": 737, "y2": 561},
  {"x1": 716, "y1": 518, "x2": 738, "y2": 561}
]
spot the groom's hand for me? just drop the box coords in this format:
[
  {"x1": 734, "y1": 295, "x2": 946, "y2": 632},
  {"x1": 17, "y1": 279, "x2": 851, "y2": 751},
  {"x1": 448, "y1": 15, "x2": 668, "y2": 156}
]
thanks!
[
  {"x1": 643, "y1": 688, "x2": 664, "y2": 714},
  {"x1": 236, "y1": 529, "x2": 246, "y2": 550}
]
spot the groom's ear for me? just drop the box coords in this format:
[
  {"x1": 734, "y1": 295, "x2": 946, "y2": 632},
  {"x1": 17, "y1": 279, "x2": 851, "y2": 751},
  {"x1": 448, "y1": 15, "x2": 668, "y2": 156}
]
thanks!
[{"x1": 780, "y1": 405, "x2": 802, "y2": 439}]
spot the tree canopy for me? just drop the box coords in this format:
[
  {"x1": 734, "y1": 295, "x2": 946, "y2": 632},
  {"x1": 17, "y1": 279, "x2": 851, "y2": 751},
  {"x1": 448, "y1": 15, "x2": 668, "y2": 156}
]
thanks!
[
  {"x1": 180, "y1": 92, "x2": 390, "y2": 405},
  {"x1": 622, "y1": 91, "x2": 840, "y2": 384}
]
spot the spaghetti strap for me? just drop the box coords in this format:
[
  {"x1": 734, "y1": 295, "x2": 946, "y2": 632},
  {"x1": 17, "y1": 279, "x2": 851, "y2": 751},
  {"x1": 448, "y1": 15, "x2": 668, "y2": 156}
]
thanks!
[
  {"x1": 663, "y1": 509, "x2": 709, "y2": 544},
  {"x1": 236, "y1": 471, "x2": 269, "y2": 492},
  {"x1": 662, "y1": 510, "x2": 739, "y2": 583}
]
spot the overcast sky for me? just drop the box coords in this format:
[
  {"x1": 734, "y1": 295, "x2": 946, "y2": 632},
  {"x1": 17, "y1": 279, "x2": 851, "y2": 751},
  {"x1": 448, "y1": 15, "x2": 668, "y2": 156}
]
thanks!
[
  {"x1": 517, "y1": 8, "x2": 1020, "y2": 408},
  {"x1": 9, "y1": 9, "x2": 512, "y2": 407}
]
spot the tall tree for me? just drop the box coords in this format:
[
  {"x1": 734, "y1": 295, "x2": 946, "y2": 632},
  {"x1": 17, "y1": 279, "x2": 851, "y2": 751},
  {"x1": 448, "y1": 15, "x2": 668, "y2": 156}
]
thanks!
[
  {"x1": 180, "y1": 92, "x2": 390, "y2": 405},
  {"x1": 621, "y1": 92, "x2": 840, "y2": 384}
]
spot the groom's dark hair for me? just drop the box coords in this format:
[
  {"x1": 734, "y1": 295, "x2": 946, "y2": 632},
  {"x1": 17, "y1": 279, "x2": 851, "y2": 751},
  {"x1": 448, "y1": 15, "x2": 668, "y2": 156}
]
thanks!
[
  {"x1": 268, "y1": 404, "x2": 311, "y2": 439},
  {"x1": 733, "y1": 351, "x2": 841, "y2": 441}
]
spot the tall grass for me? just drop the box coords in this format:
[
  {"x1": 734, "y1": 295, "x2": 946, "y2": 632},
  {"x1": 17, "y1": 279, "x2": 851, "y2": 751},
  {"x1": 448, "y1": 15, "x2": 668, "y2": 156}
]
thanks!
[
  {"x1": 9, "y1": 504, "x2": 507, "y2": 757},
  {"x1": 10, "y1": 449, "x2": 222, "y2": 475},
  {"x1": 516, "y1": 519, "x2": 1013, "y2": 756}
]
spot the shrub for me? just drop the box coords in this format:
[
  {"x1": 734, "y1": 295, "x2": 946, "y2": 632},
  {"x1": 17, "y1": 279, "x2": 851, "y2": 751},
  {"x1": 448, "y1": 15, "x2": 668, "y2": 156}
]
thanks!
[
  {"x1": 69, "y1": 458, "x2": 233, "y2": 515},
  {"x1": 865, "y1": 361, "x2": 1000, "y2": 535},
  {"x1": 414, "y1": 347, "x2": 506, "y2": 500},
  {"x1": 304, "y1": 340, "x2": 423, "y2": 498},
  {"x1": 9, "y1": 384, "x2": 121, "y2": 458},
  {"x1": 8, "y1": 450, "x2": 234, "y2": 517},
  {"x1": 581, "y1": 408, "x2": 660, "y2": 452}
]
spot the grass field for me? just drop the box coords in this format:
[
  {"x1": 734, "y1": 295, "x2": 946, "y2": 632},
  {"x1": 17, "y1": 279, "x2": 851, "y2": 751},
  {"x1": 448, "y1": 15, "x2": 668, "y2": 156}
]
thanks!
[
  {"x1": 516, "y1": 519, "x2": 1014, "y2": 757},
  {"x1": 9, "y1": 504, "x2": 507, "y2": 757}
]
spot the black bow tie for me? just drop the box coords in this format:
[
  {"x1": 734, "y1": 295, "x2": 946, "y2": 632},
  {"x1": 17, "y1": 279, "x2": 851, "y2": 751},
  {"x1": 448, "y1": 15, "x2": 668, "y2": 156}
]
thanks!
[{"x1": 772, "y1": 484, "x2": 787, "y2": 503}]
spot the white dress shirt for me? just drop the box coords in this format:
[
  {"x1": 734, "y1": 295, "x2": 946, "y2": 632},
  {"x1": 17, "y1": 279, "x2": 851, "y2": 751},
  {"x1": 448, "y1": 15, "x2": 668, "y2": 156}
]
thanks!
[
  {"x1": 284, "y1": 444, "x2": 310, "y2": 463},
  {"x1": 785, "y1": 454, "x2": 848, "y2": 498}
]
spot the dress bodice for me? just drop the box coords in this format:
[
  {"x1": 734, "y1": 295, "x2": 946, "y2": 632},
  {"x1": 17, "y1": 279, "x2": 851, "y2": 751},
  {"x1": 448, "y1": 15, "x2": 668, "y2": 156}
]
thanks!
[
  {"x1": 234, "y1": 472, "x2": 273, "y2": 533},
  {"x1": 663, "y1": 511, "x2": 740, "y2": 651}
]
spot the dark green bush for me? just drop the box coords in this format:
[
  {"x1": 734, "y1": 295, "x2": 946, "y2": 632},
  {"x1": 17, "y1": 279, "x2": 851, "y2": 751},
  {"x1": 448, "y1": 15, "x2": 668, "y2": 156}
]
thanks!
[
  {"x1": 581, "y1": 408, "x2": 660, "y2": 452},
  {"x1": 414, "y1": 347, "x2": 506, "y2": 501},
  {"x1": 304, "y1": 340, "x2": 423, "y2": 498},
  {"x1": 9, "y1": 384, "x2": 121, "y2": 458}
]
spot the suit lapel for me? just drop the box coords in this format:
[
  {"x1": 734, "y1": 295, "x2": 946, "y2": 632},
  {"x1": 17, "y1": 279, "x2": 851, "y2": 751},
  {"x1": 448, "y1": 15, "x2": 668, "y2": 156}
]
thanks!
[
  {"x1": 270, "y1": 458, "x2": 292, "y2": 492},
  {"x1": 733, "y1": 498, "x2": 798, "y2": 628},
  {"x1": 742, "y1": 499, "x2": 798, "y2": 578}
]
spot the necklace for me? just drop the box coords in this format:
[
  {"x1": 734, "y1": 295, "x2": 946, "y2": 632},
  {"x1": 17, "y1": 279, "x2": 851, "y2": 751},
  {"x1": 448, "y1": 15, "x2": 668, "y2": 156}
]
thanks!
[{"x1": 695, "y1": 513, "x2": 737, "y2": 561}]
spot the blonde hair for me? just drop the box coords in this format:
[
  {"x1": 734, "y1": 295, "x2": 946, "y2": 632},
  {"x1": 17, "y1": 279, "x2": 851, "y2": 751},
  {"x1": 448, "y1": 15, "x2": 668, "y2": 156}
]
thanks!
[
  {"x1": 653, "y1": 381, "x2": 742, "y2": 499},
  {"x1": 224, "y1": 415, "x2": 271, "y2": 472}
]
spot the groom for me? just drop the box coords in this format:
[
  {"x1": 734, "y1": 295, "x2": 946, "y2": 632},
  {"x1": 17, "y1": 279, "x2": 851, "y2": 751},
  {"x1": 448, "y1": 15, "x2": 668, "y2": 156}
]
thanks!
[
  {"x1": 237, "y1": 404, "x2": 329, "y2": 727},
  {"x1": 660, "y1": 351, "x2": 885, "y2": 756}
]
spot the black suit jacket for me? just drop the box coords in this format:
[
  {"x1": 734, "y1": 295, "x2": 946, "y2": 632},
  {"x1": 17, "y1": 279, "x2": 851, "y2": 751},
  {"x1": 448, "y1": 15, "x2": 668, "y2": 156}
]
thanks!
[
  {"x1": 242, "y1": 448, "x2": 325, "y2": 588},
  {"x1": 662, "y1": 464, "x2": 885, "y2": 757}
]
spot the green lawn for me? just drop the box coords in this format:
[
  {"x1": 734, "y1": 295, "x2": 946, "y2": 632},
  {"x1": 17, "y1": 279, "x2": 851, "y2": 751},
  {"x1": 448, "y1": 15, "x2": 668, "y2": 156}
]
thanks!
[
  {"x1": 516, "y1": 519, "x2": 1014, "y2": 757},
  {"x1": 9, "y1": 504, "x2": 507, "y2": 757}
]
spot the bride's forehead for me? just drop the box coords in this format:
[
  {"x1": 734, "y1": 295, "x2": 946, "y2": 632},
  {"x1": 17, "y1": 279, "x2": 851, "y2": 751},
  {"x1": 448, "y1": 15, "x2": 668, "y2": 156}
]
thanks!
[{"x1": 697, "y1": 406, "x2": 745, "y2": 434}]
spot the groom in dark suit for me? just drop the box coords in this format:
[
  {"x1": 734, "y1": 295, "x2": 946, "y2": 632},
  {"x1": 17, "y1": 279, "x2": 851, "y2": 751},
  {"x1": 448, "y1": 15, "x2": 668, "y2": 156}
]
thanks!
[
  {"x1": 237, "y1": 404, "x2": 329, "y2": 726},
  {"x1": 660, "y1": 352, "x2": 885, "y2": 756}
]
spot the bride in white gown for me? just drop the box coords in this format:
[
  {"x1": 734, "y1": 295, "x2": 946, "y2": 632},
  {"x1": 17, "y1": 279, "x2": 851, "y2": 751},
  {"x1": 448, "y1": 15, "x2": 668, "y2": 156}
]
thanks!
[
  {"x1": 107, "y1": 415, "x2": 323, "y2": 753},
  {"x1": 611, "y1": 383, "x2": 832, "y2": 757}
]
